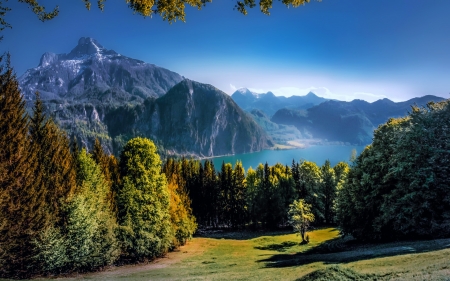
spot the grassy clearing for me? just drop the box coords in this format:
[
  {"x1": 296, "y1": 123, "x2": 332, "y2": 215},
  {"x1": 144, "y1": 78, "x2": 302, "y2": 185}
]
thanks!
[{"x1": 8, "y1": 228, "x2": 450, "y2": 280}]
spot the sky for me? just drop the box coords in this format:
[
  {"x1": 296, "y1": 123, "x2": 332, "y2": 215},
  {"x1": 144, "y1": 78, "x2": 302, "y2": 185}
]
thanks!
[{"x1": 1, "y1": 0, "x2": 450, "y2": 102}]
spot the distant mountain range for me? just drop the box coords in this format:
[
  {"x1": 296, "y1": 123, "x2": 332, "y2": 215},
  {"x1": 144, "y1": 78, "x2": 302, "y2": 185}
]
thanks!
[
  {"x1": 231, "y1": 88, "x2": 328, "y2": 117},
  {"x1": 17, "y1": 37, "x2": 447, "y2": 155},
  {"x1": 19, "y1": 38, "x2": 271, "y2": 157},
  {"x1": 270, "y1": 96, "x2": 446, "y2": 145}
]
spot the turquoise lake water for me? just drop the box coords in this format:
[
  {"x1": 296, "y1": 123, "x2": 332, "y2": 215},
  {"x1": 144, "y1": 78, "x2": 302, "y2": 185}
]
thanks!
[{"x1": 204, "y1": 145, "x2": 366, "y2": 170}]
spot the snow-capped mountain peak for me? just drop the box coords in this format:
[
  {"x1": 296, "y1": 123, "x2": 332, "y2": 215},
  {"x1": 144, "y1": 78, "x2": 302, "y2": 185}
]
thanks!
[
  {"x1": 19, "y1": 37, "x2": 183, "y2": 101},
  {"x1": 66, "y1": 37, "x2": 114, "y2": 59}
]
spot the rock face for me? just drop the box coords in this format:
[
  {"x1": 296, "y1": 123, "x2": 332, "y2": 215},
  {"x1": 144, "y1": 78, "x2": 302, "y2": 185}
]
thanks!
[
  {"x1": 231, "y1": 88, "x2": 328, "y2": 117},
  {"x1": 271, "y1": 96, "x2": 446, "y2": 145},
  {"x1": 19, "y1": 37, "x2": 183, "y2": 103},
  {"x1": 104, "y1": 80, "x2": 273, "y2": 157}
]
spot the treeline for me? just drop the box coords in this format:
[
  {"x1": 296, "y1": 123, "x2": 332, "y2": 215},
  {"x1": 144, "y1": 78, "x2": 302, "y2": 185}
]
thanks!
[
  {"x1": 164, "y1": 157, "x2": 349, "y2": 229},
  {"x1": 337, "y1": 99, "x2": 450, "y2": 241},
  {"x1": 0, "y1": 59, "x2": 196, "y2": 278}
]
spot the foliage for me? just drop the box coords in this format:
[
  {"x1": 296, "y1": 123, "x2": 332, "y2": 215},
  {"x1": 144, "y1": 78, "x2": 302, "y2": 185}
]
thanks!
[
  {"x1": 288, "y1": 199, "x2": 315, "y2": 243},
  {"x1": 0, "y1": 0, "x2": 317, "y2": 42},
  {"x1": 117, "y1": 137, "x2": 172, "y2": 260},
  {"x1": 164, "y1": 157, "x2": 345, "y2": 230},
  {"x1": 0, "y1": 55, "x2": 36, "y2": 277},
  {"x1": 338, "y1": 100, "x2": 450, "y2": 240},
  {"x1": 0, "y1": 61, "x2": 78, "y2": 276},
  {"x1": 297, "y1": 161, "x2": 323, "y2": 223},
  {"x1": 320, "y1": 160, "x2": 336, "y2": 224},
  {"x1": 166, "y1": 174, "x2": 197, "y2": 247},
  {"x1": 33, "y1": 149, "x2": 119, "y2": 272}
]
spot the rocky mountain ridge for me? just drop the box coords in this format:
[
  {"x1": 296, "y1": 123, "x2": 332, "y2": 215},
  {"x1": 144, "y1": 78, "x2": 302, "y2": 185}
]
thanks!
[{"x1": 19, "y1": 37, "x2": 183, "y2": 104}]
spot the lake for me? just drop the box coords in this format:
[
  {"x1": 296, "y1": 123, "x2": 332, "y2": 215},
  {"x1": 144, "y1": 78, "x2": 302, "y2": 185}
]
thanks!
[{"x1": 204, "y1": 145, "x2": 366, "y2": 170}]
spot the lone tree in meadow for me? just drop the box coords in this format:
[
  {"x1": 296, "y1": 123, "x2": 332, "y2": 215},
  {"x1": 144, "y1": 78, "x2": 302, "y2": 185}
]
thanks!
[{"x1": 288, "y1": 199, "x2": 315, "y2": 244}]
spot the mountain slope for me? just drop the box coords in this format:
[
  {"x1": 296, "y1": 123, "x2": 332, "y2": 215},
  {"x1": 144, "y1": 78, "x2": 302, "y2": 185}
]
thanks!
[
  {"x1": 104, "y1": 80, "x2": 273, "y2": 156},
  {"x1": 43, "y1": 80, "x2": 274, "y2": 157}
]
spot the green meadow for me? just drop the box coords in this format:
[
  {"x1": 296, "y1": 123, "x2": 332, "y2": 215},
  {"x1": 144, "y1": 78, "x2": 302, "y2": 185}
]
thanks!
[{"x1": 32, "y1": 228, "x2": 450, "y2": 281}]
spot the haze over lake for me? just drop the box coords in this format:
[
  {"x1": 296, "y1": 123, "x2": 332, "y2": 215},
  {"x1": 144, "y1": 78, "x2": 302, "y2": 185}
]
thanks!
[{"x1": 205, "y1": 145, "x2": 366, "y2": 170}]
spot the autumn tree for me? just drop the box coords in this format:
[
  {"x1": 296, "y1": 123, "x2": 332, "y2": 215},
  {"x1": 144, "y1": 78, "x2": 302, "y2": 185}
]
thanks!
[
  {"x1": 0, "y1": 0, "x2": 317, "y2": 38},
  {"x1": 166, "y1": 173, "x2": 197, "y2": 247}
]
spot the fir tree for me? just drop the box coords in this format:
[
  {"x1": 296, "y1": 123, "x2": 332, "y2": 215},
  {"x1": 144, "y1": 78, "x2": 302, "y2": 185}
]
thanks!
[{"x1": 0, "y1": 55, "x2": 36, "y2": 277}]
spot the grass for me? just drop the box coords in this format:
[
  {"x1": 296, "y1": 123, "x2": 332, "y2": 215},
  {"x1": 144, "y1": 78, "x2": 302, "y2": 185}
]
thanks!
[{"x1": 7, "y1": 228, "x2": 450, "y2": 280}]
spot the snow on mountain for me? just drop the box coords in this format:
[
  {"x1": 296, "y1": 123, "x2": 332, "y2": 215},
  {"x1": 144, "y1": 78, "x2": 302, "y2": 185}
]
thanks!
[{"x1": 19, "y1": 37, "x2": 183, "y2": 102}]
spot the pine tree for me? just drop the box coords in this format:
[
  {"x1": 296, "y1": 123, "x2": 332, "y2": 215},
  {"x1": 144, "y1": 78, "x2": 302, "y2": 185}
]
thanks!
[
  {"x1": 231, "y1": 161, "x2": 246, "y2": 228},
  {"x1": 0, "y1": 55, "x2": 37, "y2": 277},
  {"x1": 92, "y1": 138, "x2": 112, "y2": 184},
  {"x1": 320, "y1": 160, "x2": 336, "y2": 224},
  {"x1": 29, "y1": 93, "x2": 76, "y2": 226},
  {"x1": 33, "y1": 149, "x2": 119, "y2": 272}
]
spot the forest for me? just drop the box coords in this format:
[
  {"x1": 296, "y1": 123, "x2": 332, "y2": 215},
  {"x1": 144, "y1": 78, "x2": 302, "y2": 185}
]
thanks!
[{"x1": 1, "y1": 57, "x2": 450, "y2": 278}]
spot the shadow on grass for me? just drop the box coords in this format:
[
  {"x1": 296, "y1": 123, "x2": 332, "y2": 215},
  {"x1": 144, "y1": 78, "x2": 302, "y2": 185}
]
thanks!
[
  {"x1": 254, "y1": 241, "x2": 298, "y2": 252},
  {"x1": 195, "y1": 229, "x2": 297, "y2": 240},
  {"x1": 257, "y1": 236, "x2": 450, "y2": 268}
]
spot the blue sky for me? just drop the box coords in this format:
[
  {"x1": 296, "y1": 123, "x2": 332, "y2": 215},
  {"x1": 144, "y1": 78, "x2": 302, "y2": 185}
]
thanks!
[{"x1": 1, "y1": 0, "x2": 449, "y2": 102}]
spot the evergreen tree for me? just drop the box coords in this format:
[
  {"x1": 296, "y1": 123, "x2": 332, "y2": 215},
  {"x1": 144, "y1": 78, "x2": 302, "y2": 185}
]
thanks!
[
  {"x1": 245, "y1": 166, "x2": 259, "y2": 227},
  {"x1": 202, "y1": 160, "x2": 218, "y2": 227},
  {"x1": 231, "y1": 161, "x2": 246, "y2": 228},
  {"x1": 33, "y1": 149, "x2": 119, "y2": 272},
  {"x1": 29, "y1": 93, "x2": 77, "y2": 225},
  {"x1": 320, "y1": 160, "x2": 336, "y2": 224},
  {"x1": 91, "y1": 138, "x2": 112, "y2": 184},
  {"x1": 0, "y1": 55, "x2": 36, "y2": 277}
]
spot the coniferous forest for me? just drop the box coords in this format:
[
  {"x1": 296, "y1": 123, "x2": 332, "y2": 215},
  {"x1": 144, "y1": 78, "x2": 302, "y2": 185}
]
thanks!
[{"x1": 1, "y1": 57, "x2": 450, "y2": 278}]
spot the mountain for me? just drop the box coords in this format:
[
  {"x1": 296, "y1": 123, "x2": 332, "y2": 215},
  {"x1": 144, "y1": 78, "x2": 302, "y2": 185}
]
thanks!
[
  {"x1": 271, "y1": 96, "x2": 446, "y2": 145},
  {"x1": 231, "y1": 88, "x2": 328, "y2": 117},
  {"x1": 35, "y1": 78, "x2": 272, "y2": 157},
  {"x1": 19, "y1": 37, "x2": 183, "y2": 104},
  {"x1": 18, "y1": 38, "x2": 272, "y2": 157},
  {"x1": 248, "y1": 109, "x2": 304, "y2": 144},
  {"x1": 102, "y1": 80, "x2": 273, "y2": 156}
]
